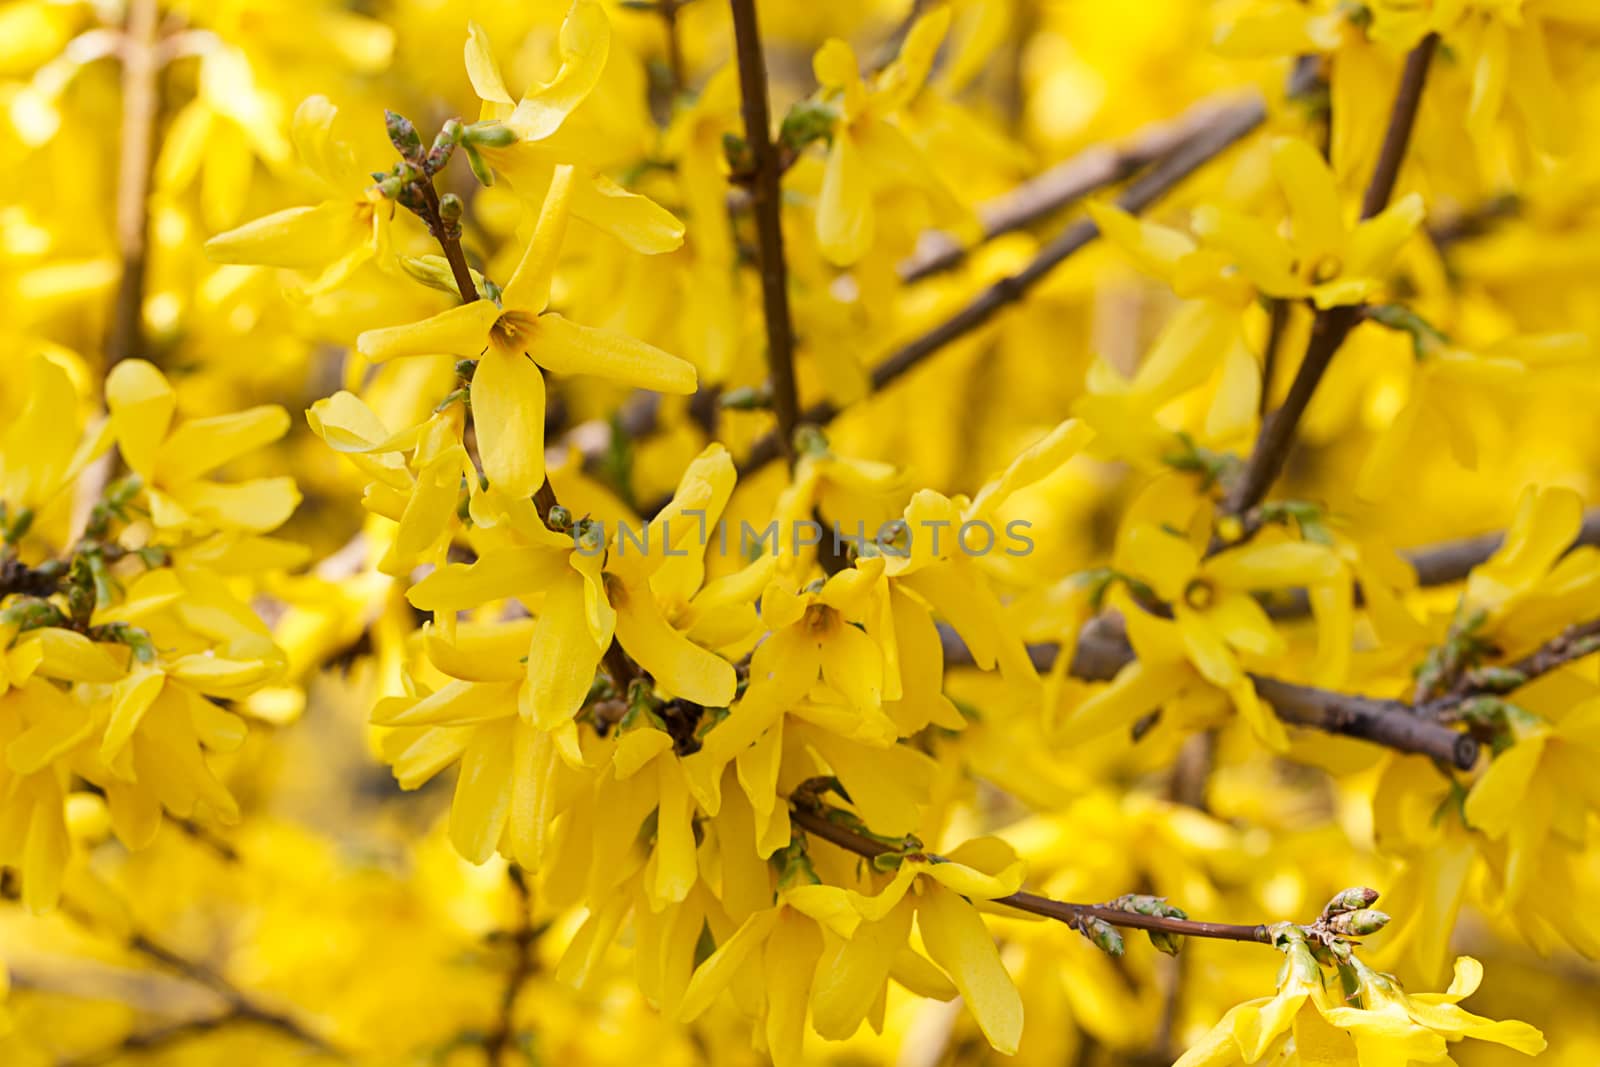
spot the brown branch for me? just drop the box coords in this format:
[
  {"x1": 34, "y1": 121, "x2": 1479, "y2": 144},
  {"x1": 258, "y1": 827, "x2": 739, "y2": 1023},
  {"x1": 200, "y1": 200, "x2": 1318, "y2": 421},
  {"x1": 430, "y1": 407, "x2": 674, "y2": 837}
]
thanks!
[
  {"x1": 114, "y1": 931, "x2": 338, "y2": 1057},
  {"x1": 734, "y1": 94, "x2": 1267, "y2": 479},
  {"x1": 790, "y1": 806, "x2": 1270, "y2": 944},
  {"x1": 57, "y1": 1002, "x2": 336, "y2": 1067},
  {"x1": 1423, "y1": 617, "x2": 1600, "y2": 719},
  {"x1": 900, "y1": 95, "x2": 1264, "y2": 282},
  {"x1": 106, "y1": 0, "x2": 161, "y2": 368},
  {"x1": 728, "y1": 0, "x2": 801, "y2": 467},
  {"x1": 1258, "y1": 505, "x2": 1600, "y2": 620},
  {"x1": 1258, "y1": 299, "x2": 1289, "y2": 416},
  {"x1": 481, "y1": 867, "x2": 538, "y2": 1066},
  {"x1": 1224, "y1": 34, "x2": 1438, "y2": 516},
  {"x1": 940, "y1": 619, "x2": 1479, "y2": 769},
  {"x1": 416, "y1": 177, "x2": 480, "y2": 313}
]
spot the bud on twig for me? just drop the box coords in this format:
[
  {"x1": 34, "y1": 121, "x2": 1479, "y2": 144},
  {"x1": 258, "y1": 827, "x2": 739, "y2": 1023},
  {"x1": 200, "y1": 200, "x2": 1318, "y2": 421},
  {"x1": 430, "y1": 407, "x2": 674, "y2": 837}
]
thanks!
[
  {"x1": 462, "y1": 121, "x2": 516, "y2": 148},
  {"x1": 1325, "y1": 909, "x2": 1390, "y2": 938},
  {"x1": 385, "y1": 110, "x2": 423, "y2": 161},
  {"x1": 719, "y1": 384, "x2": 772, "y2": 411},
  {"x1": 1074, "y1": 915, "x2": 1126, "y2": 957},
  {"x1": 463, "y1": 142, "x2": 494, "y2": 187},
  {"x1": 1321, "y1": 887, "x2": 1380, "y2": 917}
]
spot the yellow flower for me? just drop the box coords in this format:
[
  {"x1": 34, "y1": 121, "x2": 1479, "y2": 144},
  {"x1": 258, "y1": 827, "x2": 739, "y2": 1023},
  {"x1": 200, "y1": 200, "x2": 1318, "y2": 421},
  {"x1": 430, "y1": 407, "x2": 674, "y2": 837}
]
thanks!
[
  {"x1": 1357, "y1": 330, "x2": 1591, "y2": 499},
  {"x1": 1464, "y1": 694, "x2": 1600, "y2": 905},
  {"x1": 1193, "y1": 137, "x2": 1425, "y2": 309},
  {"x1": 355, "y1": 165, "x2": 696, "y2": 499},
  {"x1": 1177, "y1": 938, "x2": 1544, "y2": 1065},
  {"x1": 463, "y1": 4, "x2": 685, "y2": 254},
  {"x1": 205, "y1": 96, "x2": 394, "y2": 294},
  {"x1": 0, "y1": 355, "x2": 106, "y2": 518},
  {"x1": 823, "y1": 836, "x2": 1028, "y2": 1054},
  {"x1": 105, "y1": 359, "x2": 299, "y2": 534},
  {"x1": 1064, "y1": 506, "x2": 1341, "y2": 749},
  {"x1": 810, "y1": 7, "x2": 964, "y2": 264}
]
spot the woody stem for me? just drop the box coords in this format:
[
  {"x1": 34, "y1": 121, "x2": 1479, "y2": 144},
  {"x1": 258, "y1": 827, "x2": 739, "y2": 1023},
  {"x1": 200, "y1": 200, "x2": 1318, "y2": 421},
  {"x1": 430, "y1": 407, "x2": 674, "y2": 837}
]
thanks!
[
  {"x1": 1224, "y1": 33, "x2": 1439, "y2": 517},
  {"x1": 790, "y1": 806, "x2": 1270, "y2": 944},
  {"x1": 728, "y1": 0, "x2": 802, "y2": 467}
]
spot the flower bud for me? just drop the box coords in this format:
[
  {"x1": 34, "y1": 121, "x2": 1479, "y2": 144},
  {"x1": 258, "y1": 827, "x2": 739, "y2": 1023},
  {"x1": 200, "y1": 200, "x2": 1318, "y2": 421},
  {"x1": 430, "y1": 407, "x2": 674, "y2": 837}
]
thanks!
[
  {"x1": 1076, "y1": 916, "x2": 1125, "y2": 958},
  {"x1": 385, "y1": 110, "x2": 423, "y2": 161},
  {"x1": 719, "y1": 384, "x2": 772, "y2": 411},
  {"x1": 463, "y1": 143, "x2": 495, "y2": 187},
  {"x1": 546, "y1": 505, "x2": 573, "y2": 532},
  {"x1": 462, "y1": 121, "x2": 517, "y2": 148},
  {"x1": 1326, "y1": 909, "x2": 1390, "y2": 937},
  {"x1": 438, "y1": 193, "x2": 464, "y2": 226},
  {"x1": 1321, "y1": 887, "x2": 1380, "y2": 917}
]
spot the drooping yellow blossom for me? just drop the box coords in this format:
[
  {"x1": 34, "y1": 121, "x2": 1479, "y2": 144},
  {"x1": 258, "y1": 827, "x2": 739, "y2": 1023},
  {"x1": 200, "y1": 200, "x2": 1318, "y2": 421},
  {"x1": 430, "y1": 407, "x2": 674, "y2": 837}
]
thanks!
[
  {"x1": 355, "y1": 165, "x2": 696, "y2": 498},
  {"x1": 1194, "y1": 137, "x2": 1425, "y2": 310},
  {"x1": 204, "y1": 96, "x2": 394, "y2": 293},
  {"x1": 1177, "y1": 938, "x2": 1544, "y2": 1066},
  {"x1": 810, "y1": 7, "x2": 965, "y2": 264}
]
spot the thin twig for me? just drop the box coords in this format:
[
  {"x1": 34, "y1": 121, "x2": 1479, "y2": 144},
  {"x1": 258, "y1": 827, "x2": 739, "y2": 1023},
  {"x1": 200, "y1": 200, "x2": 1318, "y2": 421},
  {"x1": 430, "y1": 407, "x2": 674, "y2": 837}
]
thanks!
[
  {"x1": 900, "y1": 95, "x2": 1264, "y2": 282},
  {"x1": 106, "y1": 0, "x2": 161, "y2": 368},
  {"x1": 790, "y1": 805, "x2": 1271, "y2": 944},
  {"x1": 728, "y1": 0, "x2": 801, "y2": 467},
  {"x1": 1258, "y1": 299, "x2": 1289, "y2": 416},
  {"x1": 1422, "y1": 617, "x2": 1600, "y2": 719},
  {"x1": 939, "y1": 619, "x2": 1479, "y2": 769},
  {"x1": 481, "y1": 867, "x2": 538, "y2": 1066},
  {"x1": 1224, "y1": 34, "x2": 1438, "y2": 517},
  {"x1": 733, "y1": 95, "x2": 1267, "y2": 479},
  {"x1": 416, "y1": 178, "x2": 480, "y2": 314}
]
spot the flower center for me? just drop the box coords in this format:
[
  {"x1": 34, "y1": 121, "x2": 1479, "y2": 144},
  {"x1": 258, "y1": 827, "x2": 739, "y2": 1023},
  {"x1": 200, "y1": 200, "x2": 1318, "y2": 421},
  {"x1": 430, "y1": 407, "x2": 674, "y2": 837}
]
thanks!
[
  {"x1": 491, "y1": 310, "x2": 539, "y2": 353},
  {"x1": 1183, "y1": 577, "x2": 1216, "y2": 611},
  {"x1": 1309, "y1": 254, "x2": 1343, "y2": 283}
]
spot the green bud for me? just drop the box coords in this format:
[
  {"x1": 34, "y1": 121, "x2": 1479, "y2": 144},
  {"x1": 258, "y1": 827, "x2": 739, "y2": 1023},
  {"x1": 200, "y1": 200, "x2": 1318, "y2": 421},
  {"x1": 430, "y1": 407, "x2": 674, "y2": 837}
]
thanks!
[
  {"x1": 1149, "y1": 930, "x2": 1183, "y2": 957},
  {"x1": 1457, "y1": 695, "x2": 1511, "y2": 726},
  {"x1": 546, "y1": 505, "x2": 573, "y2": 532},
  {"x1": 719, "y1": 384, "x2": 772, "y2": 411},
  {"x1": 463, "y1": 121, "x2": 517, "y2": 148},
  {"x1": 401, "y1": 255, "x2": 477, "y2": 296},
  {"x1": 463, "y1": 143, "x2": 495, "y2": 187},
  {"x1": 438, "y1": 193, "x2": 464, "y2": 226},
  {"x1": 1467, "y1": 666, "x2": 1528, "y2": 693},
  {"x1": 721, "y1": 132, "x2": 754, "y2": 175},
  {"x1": 385, "y1": 110, "x2": 423, "y2": 161},
  {"x1": 1076, "y1": 916, "x2": 1125, "y2": 957},
  {"x1": 778, "y1": 99, "x2": 838, "y2": 154},
  {"x1": 5, "y1": 507, "x2": 34, "y2": 543},
  {"x1": 1322, "y1": 887, "x2": 1380, "y2": 917},
  {"x1": 1326, "y1": 908, "x2": 1390, "y2": 937},
  {"x1": 772, "y1": 835, "x2": 821, "y2": 890},
  {"x1": 793, "y1": 424, "x2": 829, "y2": 458}
]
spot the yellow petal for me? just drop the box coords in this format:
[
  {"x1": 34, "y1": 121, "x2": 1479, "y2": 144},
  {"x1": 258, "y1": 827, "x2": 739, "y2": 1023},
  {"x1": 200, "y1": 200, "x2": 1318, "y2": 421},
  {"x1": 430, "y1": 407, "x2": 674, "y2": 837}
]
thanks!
[
  {"x1": 408, "y1": 545, "x2": 570, "y2": 612},
  {"x1": 464, "y1": 22, "x2": 514, "y2": 106},
  {"x1": 501, "y1": 164, "x2": 576, "y2": 313},
  {"x1": 1205, "y1": 540, "x2": 1341, "y2": 590},
  {"x1": 449, "y1": 719, "x2": 516, "y2": 863},
  {"x1": 203, "y1": 201, "x2": 362, "y2": 269},
  {"x1": 356, "y1": 300, "x2": 499, "y2": 362},
  {"x1": 472, "y1": 347, "x2": 548, "y2": 499},
  {"x1": 917, "y1": 885, "x2": 1023, "y2": 1055},
  {"x1": 533, "y1": 313, "x2": 696, "y2": 394},
  {"x1": 817, "y1": 131, "x2": 873, "y2": 265},
  {"x1": 678, "y1": 908, "x2": 780, "y2": 1021},
  {"x1": 613, "y1": 583, "x2": 736, "y2": 707},
  {"x1": 105, "y1": 359, "x2": 176, "y2": 477},
  {"x1": 523, "y1": 567, "x2": 606, "y2": 728},
  {"x1": 1270, "y1": 136, "x2": 1346, "y2": 267},
  {"x1": 507, "y1": 0, "x2": 610, "y2": 142},
  {"x1": 570, "y1": 173, "x2": 685, "y2": 254},
  {"x1": 157, "y1": 406, "x2": 289, "y2": 485}
]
